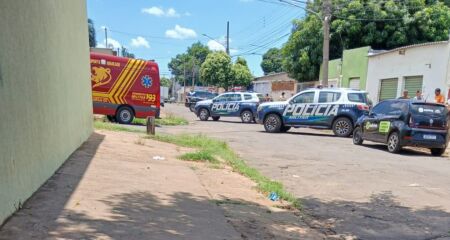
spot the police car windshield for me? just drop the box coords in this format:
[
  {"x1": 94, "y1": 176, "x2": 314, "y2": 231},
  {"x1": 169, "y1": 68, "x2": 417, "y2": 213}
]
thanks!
[{"x1": 411, "y1": 103, "x2": 446, "y2": 116}]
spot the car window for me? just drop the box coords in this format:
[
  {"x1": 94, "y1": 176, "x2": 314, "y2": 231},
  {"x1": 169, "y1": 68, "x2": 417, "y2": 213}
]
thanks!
[
  {"x1": 229, "y1": 94, "x2": 242, "y2": 101},
  {"x1": 244, "y1": 94, "x2": 252, "y2": 100},
  {"x1": 372, "y1": 101, "x2": 408, "y2": 115},
  {"x1": 292, "y1": 92, "x2": 315, "y2": 104},
  {"x1": 214, "y1": 94, "x2": 229, "y2": 102},
  {"x1": 318, "y1": 91, "x2": 341, "y2": 103},
  {"x1": 411, "y1": 103, "x2": 447, "y2": 116},
  {"x1": 348, "y1": 93, "x2": 368, "y2": 104}
]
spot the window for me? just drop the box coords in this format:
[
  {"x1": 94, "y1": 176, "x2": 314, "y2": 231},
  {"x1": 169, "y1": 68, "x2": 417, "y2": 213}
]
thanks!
[
  {"x1": 319, "y1": 91, "x2": 341, "y2": 103},
  {"x1": 244, "y1": 94, "x2": 253, "y2": 100},
  {"x1": 292, "y1": 92, "x2": 315, "y2": 104},
  {"x1": 214, "y1": 94, "x2": 229, "y2": 102},
  {"x1": 229, "y1": 94, "x2": 242, "y2": 101},
  {"x1": 348, "y1": 93, "x2": 368, "y2": 104},
  {"x1": 372, "y1": 101, "x2": 408, "y2": 116}
]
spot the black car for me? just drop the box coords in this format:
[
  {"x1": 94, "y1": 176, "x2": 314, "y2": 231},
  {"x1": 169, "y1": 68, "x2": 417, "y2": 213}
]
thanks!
[
  {"x1": 185, "y1": 91, "x2": 217, "y2": 112},
  {"x1": 352, "y1": 99, "x2": 449, "y2": 156}
]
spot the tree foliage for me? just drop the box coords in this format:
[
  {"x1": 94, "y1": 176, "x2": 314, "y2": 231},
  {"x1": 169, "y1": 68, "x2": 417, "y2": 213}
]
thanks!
[
  {"x1": 160, "y1": 76, "x2": 171, "y2": 87},
  {"x1": 232, "y1": 57, "x2": 253, "y2": 87},
  {"x1": 168, "y1": 42, "x2": 211, "y2": 85},
  {"x1": 200, "y1": 52, "x2": 233, "y2": 89},
  {"x1": 261, "y1": 48, "x2": 284, "y2": 75},
  {"x1": 88, "y1": 18, "x2": 96, "y2": 47},
  {"x1": 282, "y1": 0, "x2": 450, "y2": 82}
]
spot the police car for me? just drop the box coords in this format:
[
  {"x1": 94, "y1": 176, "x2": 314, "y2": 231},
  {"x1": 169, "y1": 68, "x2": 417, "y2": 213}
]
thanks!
[
  {"x1": 353, "y1": 99, "x2": 449, "y2": 156},
  {"x1": 195, "y1": 92, "x2": 264, "y2": 123},
  {"x1": 256, "y1": 88, "x2": 370, "y2": 137}
]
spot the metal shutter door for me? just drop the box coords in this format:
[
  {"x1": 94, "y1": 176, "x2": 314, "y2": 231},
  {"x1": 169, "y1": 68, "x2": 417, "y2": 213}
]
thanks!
[
  {"x1": 404, "y1": 76, "x2": 423, "y2": 94},
  {"x1": 379, "y1": 78, "x2": 398, "y2": 101},
  {"x1": 349, "y1": 78, "x2": 360, "y2": 90}
]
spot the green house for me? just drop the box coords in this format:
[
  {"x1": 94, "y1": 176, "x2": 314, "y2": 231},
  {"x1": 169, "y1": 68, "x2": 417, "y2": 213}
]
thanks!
[{"x1": 320, "y1": 46, "x2": 371, "y2": 90}]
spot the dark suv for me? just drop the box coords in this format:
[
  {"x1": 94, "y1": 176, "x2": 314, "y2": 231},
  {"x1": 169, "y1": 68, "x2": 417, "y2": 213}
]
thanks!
[
  {"x1": 353, "y1": 99, "x2": 449, "y2": 156},
  {"x1": 185, "y1": 91, "x2": 217, "y2": 112}
]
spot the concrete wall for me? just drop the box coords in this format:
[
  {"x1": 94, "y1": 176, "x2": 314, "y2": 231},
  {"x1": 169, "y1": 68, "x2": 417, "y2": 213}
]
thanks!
[
  {"x1": 366, "y1": 42, "x2": 450, "y2": 104},
  {"x1": 341, "y1": 46, "x2": 370, "y2": 89},
  {"x1": 319, "y1": 59, "x2": 342, "y2": 87},
  {"x1": 0, "y1": 0, "x2": 93, "y2": 224}
]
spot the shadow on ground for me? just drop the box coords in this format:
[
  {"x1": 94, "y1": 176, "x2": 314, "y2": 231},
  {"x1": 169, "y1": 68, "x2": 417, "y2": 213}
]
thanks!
[{"x1": 301, "y1": 192, "x2": 450, "y2": 240}]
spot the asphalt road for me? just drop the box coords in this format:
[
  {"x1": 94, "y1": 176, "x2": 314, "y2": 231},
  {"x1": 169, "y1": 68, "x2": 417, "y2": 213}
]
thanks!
[{"x1": 157, "y1": 104, "x2": 450, "y2": 239}]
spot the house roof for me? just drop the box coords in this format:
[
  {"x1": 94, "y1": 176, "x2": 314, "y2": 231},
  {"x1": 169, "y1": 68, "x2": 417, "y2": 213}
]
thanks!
[
  {"x1": 368, "y1": 41, "x2": 448, "y2": 57},
  {"x1": 253, "y1": 72, "x2": 290, "y2": 81}
]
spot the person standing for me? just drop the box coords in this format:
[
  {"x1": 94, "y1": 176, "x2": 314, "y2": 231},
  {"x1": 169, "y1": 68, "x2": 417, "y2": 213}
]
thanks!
[
  {"x1": 279, "y1": 92, "x2": 286, "y2": 101},
  {"x1": 398, "y1": 90, "x2": 409, "y2": 99},
  {"x1": 413, "y1": 90, "x2": 423, "y2": 101},
  {"x1": 434, "y1": 88, "x2": 445, "y2": 104}
]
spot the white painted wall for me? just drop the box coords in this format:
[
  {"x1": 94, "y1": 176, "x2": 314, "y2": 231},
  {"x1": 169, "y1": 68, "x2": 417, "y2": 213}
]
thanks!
[{"x1": 366, "y1": 42, "x2": 450, "y2": 104}]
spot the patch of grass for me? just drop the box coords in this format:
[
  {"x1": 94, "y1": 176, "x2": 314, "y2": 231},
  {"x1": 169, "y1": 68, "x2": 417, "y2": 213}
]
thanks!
[
  {"x1": 94, "y1": 121, "x2": 145, "y2": 133},
  {"x1": 179, "y1": 150, "x2": 219, "y2": 164},
  {"x1": 133, "y1": 113, "x2": 188, "y2": 126},
  {"x1": 147, "y1": 134, "x2": 300, "y2": 209}
]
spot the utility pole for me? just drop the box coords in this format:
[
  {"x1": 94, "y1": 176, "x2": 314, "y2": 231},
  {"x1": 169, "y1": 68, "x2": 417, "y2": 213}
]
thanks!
[
  {"x1": 183, "y1": 63, "x2": 187, "y2": 99},
  {"x1": 226, "y1": 21, "x2": 230, "y2": 55},
  {"x1": 192, "y1": 66, "x2": 196, "y2": 91},
  {"x1": 104, "y1": 27, "x2": 108, "y2": 48},
  {"x1": 321, "y1": 0, "x2": 331, "y2": 87}
]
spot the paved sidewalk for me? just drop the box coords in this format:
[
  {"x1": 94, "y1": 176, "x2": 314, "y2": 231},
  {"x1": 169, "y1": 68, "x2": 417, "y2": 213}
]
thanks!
[{"x1": 0, "y1": 131, "x2": 241, "y2": 240}]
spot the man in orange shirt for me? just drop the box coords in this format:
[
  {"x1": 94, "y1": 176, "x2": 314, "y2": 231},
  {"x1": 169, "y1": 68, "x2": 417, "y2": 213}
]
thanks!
[{"x1": 434, "y1": 88, "x2": 445, "y2": 104}]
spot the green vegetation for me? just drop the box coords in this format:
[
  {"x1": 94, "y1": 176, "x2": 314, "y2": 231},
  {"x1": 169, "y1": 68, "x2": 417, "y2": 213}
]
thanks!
[
  {"x1": 132, "y1": 114, "x2": 188, "y2": 126},
  {"x1": 179, "y1": 150, "x2": 219, "y2": 164},
  {"x1": 94, "y1": 121, "x2": 144, "y2": 133},
  {"x1": 148, "y1": 134, "x2": 300, "y2": 208}
]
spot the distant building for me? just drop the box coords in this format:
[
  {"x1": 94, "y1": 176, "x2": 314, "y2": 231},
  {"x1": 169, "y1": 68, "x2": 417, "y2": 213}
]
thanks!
[
  {"x1": 90, "y1": 47, "x2": 118, "y2": 56},
  {"x1": 366, "y1": 41, "x2": 450, "y2": 103},
  {"x1": 253, "y1": 72, "x2": 301, "y2": 99}
]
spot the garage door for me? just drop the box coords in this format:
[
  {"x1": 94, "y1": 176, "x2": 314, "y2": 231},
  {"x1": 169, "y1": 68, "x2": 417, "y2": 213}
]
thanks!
[
  {"x1": 379, "y1": 78, "x2": 398, "y2": 101},
  {"x1": 404, "y1": 76, "x2": 423, "y2": 95},
  {"x1": 349, "y1": 78, "x2": 360, "y2": 90}
]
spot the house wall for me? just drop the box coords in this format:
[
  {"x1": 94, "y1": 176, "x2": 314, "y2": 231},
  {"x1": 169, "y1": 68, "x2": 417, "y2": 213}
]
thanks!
[
  {"x1": 319, "y1": 58, "x2": 342, "y2": 87},
  {"x1": 0, "y1": 0, "x2": 93, "y2": 224},
  {"x1": 341, "y1": 46, "x2": 370, "y2": 90},
  {"x1": 366, "y1": 42, "x2": 450, "y2": 104},
  {"x1": 253, "y1": 72, "x2": 297, "y2": 98}
]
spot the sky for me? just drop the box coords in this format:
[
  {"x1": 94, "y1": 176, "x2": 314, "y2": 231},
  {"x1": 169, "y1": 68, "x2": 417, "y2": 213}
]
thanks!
[{"x1": 86, "y1": 0, "x2": 305, "y2": 77}]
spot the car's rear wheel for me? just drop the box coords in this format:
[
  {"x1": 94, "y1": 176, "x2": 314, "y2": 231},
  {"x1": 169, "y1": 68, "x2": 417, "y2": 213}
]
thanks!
[
  {"x1": 352, "y1": 127, "x2": 364, "y2": 145},
  {"x1": 212, "y1": 116, "x2": 220, "y2": 121},
  {"x1": 116, "y1": 106, "x2": 134, "y2": 124},
  {"x1": 430, "y1": 148, "x2": 445, "y2": 156},
  {"x1": 199, "y1": 108, "x2": 210, "y2": 121},
  {"x1": 263, "y1": 114, "x2": 282, "y2": 133},
  {"x1": 332, "y1": 117, "x2": 353, "y2": 137},
  {"x1": 189, "y1": 104, "x2": 195, "y2": 112},
  {"x1": 241, "y1": 110, "x2": 253, "y2": 123},
  {"x1": 387, "y1": 132, "x2": 402, "y2": 153}
]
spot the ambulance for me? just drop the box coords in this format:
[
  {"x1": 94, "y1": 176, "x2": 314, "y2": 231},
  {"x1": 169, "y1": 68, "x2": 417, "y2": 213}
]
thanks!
[{"x1": 90, "y1": 53, "x2": 160, "y2": 124}]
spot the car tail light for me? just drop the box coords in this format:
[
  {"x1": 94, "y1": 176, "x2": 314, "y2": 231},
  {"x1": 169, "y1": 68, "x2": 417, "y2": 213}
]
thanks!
[
  {"x1": 409, "y1": 117, "x2": 415, "y2": 127},
  {"x1": 357, "y1": 104, "x2": 369, "y2": 111}
]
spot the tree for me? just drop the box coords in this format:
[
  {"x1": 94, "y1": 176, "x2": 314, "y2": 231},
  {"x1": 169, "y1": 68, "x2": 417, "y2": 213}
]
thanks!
[
  {"x1": 168, "y1": 42, "x2": 211, "y2": 86},
  {"x1": 261, "y1": 48, "x2": 284, "y2": 75},
  {"x1": 121, "y1": 47, "x2": 135, "y2": 58},
  {"x1": 232, "y1": 57, "x2": 253, "y2": 87},
  {"x1": 160, "y1": 76, "x2": 171, "y2": 87},
  {"x1": 283, "y1": 0, "x2": 450, "y2": 82},
  {"x1": 200, "y1": 52, "x2": 233, "y2": 89},
  {"x1": 88, "y1": 18, "x2": 96, "y2": 47}
]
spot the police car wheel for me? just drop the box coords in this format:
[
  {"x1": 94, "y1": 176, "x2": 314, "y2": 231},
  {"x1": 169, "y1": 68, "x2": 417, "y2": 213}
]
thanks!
[
  {"x1": 332, "y1": 117, "x2": 353, "y2": 137},
  {"x1": 199, "y1": 108, "x2": 210, "y2": 121},
  {"x1": 241, "y1": 110, "x2": 253, "y2": 123},
  {"x1": 352, "y1": 127, "x2": 364, "y2": 145},
  {"x1": 189, "y1": 104, "x2": 195, "y2": 112},
  {"x1": 430, "y1": 148, "x2": 445, "y2": 156},
  {"x1": 212, "y1": 116, "x2": 220, "y2": 121},
  {"x1": 116, "y1": 106, "x2": 134, "y2": 124},
  {"x1": 387, "y1": 132, "x2": 402, "y2": 153},
  {"x1": 264, "y1": 114, "x2": 282, "y2": 133}
]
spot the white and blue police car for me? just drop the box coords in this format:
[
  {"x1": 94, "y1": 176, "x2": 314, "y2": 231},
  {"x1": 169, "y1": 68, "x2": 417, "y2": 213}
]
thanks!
[
  {"x1": 195, "y1": 92, "x2": 264, "y2": 123},
  {"x1": 256, "y1": 88, "x2": 371, "y2": 137}
]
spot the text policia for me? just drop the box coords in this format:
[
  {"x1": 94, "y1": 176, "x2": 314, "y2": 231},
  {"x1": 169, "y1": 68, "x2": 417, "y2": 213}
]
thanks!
[{"x1": 284, "y1": 104, "x2": 339, "y2": 117}]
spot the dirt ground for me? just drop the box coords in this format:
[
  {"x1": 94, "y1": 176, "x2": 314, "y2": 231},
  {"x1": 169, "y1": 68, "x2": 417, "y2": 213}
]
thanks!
[
  {"x1": 142, "y1": 103, "x2": 450, "y2": 240},
  {"x1": 0, "y1": 130, "x2": 324, "y2": 240}
]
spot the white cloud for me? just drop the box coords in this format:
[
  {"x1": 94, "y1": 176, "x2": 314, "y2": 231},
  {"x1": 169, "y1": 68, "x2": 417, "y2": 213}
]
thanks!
[
  {"x1": 130, "y1": 36, "x2": 150, "y2": 48},
  {"x1": 165, "y1": 25, "x2": 197, "y2": 39},
  {"x1": 142, "y1": 6, "x2": 182, "y2": 17},
  {"x1": 142, "y1": 7, "x2": 165, "y2": 16},
  {"x1": 97, "y1": 38, "x2": 122, "y2": 49},
  {"x1": 207, "y1": 40, "x2": 226, "y2": 52}
]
